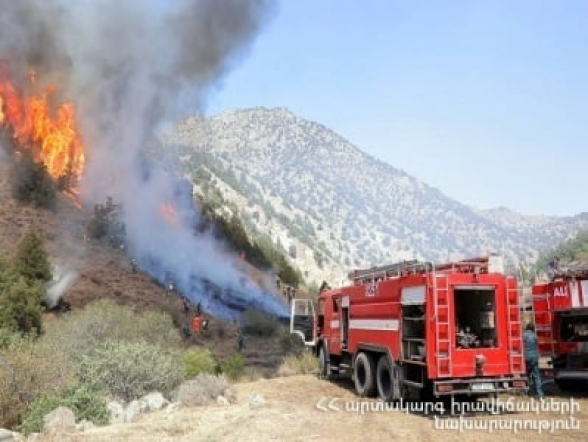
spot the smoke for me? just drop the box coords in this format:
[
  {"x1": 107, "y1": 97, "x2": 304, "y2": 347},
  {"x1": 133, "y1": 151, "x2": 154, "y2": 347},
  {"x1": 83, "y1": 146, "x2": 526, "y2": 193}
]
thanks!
[
  {"x1": 0, "y1": 0, "x2": 288, "y2": 319},
  {"x1": 45, "y1": 264, "x2": 79, "y2": 309}
]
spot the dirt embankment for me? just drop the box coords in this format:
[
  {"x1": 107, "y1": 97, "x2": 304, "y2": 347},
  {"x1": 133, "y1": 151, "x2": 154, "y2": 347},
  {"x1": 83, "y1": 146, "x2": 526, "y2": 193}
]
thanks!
[{"x1": 30, "y1": 375, "x2": 588, "y2": 442}]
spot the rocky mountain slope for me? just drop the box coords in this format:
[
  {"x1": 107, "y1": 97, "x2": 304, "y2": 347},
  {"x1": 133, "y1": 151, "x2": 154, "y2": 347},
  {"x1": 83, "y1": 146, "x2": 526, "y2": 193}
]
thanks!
[{"x1": 164, "y1": 107, "x2": 588, "y2": 286}]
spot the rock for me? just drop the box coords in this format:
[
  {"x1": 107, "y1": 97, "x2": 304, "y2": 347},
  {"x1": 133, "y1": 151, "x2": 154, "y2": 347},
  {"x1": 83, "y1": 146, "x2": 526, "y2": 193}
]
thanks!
[
  {"x1": 75, "y1": 420, "x2": 95, "y2": 432},
  {"x1": 107, "y1": 401, "x2": 126, "y2": 425},
  {"x1": 216, "y1": 396, "x2": 230, "y2": 406},
  {"x1": 0, "y1": 429, "x2": 16, "y2": 441},
  {"x1": 248, "y1": 394, "x2": 265, "y2": 408},
  {"x1": 140, "y1": 392, "x2": 169, "y2": 412},
  {"x1": 165, "y1": 402, "x2": 180, "y2": 414},
  {"x1": 125, "y1": 400, "x2": 142, "y2": 423},
  {"x1": 42, "y1": 406, "x2": 76, "y2": 433}
]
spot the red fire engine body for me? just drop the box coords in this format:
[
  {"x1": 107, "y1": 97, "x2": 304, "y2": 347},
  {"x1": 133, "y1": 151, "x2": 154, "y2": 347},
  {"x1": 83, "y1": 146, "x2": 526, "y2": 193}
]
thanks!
[
  {"x1": 291, "y1": 256, "x2": 528, "y2": 401},
  {"x1": 532, "y1": 265, "x2": 588, "y2": 390}
]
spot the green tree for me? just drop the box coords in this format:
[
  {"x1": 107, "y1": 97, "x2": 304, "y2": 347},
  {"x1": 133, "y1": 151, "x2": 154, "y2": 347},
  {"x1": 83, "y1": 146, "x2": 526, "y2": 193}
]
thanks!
[
  {"x1": 0, "y1": 268, "x2": 44, "y2": 334},
  {"x1": 535, "y1": 230, "x2": 588, "y2": 273},
  {"x1": 10, "y1": 154, "x2": 56, "y2": 209},
  {"x1": 14, "y1": 230, "x2": 52, "y2": 284}
]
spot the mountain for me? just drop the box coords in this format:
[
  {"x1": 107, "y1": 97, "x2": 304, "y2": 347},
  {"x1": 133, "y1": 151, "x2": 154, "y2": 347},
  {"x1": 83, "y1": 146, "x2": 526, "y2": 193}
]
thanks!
[{"x1": 163, "y1": 107, "x2": 588, "y2": 286}]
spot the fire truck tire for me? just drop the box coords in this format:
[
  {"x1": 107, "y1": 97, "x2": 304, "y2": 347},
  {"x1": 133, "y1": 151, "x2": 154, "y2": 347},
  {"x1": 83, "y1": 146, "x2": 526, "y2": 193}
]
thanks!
[
  {"x1": 354, "y1": 352, "x2": 376, "y2": 397},
  {"x1": 376, "y1": 355, "x2": 398, "y2": 402},
  {"x1": 318, "y1": 345, "x2": 330, "y2": 379}
]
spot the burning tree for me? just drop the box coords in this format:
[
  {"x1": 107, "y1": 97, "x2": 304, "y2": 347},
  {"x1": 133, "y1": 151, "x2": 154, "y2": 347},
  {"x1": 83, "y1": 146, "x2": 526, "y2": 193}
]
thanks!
[{"x1": 0, "y1": 61, "x2": 85, "y2": 193}]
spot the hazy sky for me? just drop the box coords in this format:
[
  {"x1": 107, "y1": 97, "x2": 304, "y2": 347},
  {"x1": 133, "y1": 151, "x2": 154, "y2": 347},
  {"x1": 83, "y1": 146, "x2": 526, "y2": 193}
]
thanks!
[{"x1": 206, "y1": 1, "x2": 587, "y2": 217}]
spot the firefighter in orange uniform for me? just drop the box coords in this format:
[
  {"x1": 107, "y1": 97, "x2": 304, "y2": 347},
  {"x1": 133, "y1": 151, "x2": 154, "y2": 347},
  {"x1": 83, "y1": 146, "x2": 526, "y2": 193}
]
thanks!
[{"x1": 192, "y1": 315, "x2": 202, "y2": 334}]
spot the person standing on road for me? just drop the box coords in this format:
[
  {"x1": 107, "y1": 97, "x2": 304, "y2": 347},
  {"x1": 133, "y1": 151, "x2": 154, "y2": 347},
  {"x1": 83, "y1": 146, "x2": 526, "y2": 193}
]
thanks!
[{"x1": 524, "y1": 323, "x2": 544, "y2": 398}]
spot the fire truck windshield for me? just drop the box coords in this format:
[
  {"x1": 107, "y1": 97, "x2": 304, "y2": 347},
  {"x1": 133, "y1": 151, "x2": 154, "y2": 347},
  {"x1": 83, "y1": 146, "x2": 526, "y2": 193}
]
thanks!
[{"x1": 560, "y1": 314, "x2": 588, "y2": 342}]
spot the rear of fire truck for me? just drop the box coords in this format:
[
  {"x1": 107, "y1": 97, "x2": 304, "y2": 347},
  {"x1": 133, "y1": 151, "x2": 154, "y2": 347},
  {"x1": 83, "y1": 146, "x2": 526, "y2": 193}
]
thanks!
[
  {"x1": 424, "y1": 255, "x2": 528, "y2": 398},
  {"x1": 532, "y1": 266, "x2": 588, "y2": 391}
]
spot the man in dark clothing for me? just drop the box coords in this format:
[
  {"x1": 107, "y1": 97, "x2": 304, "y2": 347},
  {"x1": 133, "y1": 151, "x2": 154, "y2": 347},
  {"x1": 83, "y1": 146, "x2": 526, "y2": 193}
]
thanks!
[{"x1": 523, "y1": 323, "x2": 544, "y2": 397}]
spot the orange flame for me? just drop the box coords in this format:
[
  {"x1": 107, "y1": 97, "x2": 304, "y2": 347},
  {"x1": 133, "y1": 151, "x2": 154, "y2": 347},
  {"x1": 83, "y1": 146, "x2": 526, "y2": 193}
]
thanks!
[
  {"x1": 0, "y1": 62, "x2": 85, "y2": 184},
  {"x1": 159, "y1": 202, "x2": 180, "y2": 226}
]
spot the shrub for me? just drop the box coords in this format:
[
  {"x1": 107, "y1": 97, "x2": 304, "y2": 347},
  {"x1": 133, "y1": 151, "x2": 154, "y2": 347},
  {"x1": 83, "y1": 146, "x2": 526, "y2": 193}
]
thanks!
[
  {"x1": 79, "y1": 339, "x2": 185, "y2": 402},
  {"x1": 0, "y1": 339, "x2": 76, "y2": 430},
  {"x1": 0, "y1": 328, "x2": 25, "y2": 350},
  {"x1": 279, "y1": 328, "x2": 305, "y2": 356},
  {"x1": 174, "y1": 374, "x2": 235, "y2": 406},
  {"x1": 14, "y1": 230, "x2": 52, "y2": 284},
  {"x1": 183, "y1": 347, "x2": 219, "y2": 379},
  {"x1": 278, "y1": 352, "x2": 319, "y2": 377},
  {"x1": 42, "y1": 299, "x2": 182, "y2": 365},
  {"x1": 240, "y1": 309, "x2": 279, "y2": 337},
  {"x1": 10, "y1": 154, "x2": 56, "y2": 209},
  {"x1": 0, "y1": 272, "x2": 44, "y2": 335},
  {"x1": 221, "y1": 353, "x2": 245, "y2": 381},
  {"x1": 18, "y1": 383, "x2": 109, "y2": 435}
]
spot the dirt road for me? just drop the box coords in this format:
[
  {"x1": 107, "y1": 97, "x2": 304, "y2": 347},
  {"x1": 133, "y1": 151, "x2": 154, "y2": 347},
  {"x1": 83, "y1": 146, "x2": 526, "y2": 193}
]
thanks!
[{"x1": 34, "y1": 375, "x2": 586, "y2": 442}]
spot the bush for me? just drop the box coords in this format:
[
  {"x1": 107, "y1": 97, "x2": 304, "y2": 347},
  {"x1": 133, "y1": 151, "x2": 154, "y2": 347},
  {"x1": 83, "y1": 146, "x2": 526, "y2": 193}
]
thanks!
[
  {"x1": 18, "y1": 383, "x2": 109, "y2": 435},
  {"x1": 221, "y1": 353, "x2": 245, "y2": 381},
  {"x1": 14, "y1": 230, "x2": 52, "y2": 284},
  {"x1": 0, "y1": 339, "x2": 76, "y2": 430},
  {"x1": 10, "y1": 154, "x2": 56, "y2": 209},
  {"x1": 42, "y1": 299, "x2": 182, "y2": 365},
  {"x1": 174, "y1": 374, "x2": 235, "y2": 406},
  {"x1": 183, "y1": 347, "x2": 219, "y2": 379},
  {"x1": 278, "y1": 352, "x2": 319, "y2": 377},
  {"x1": 0, "y1": 230, "x2": 51, "y2": 336},
  {"x1": 240, "y1": 309, "x2": 279, "y2": 337},
  {"x1": 79, "y1": 339, "x2": 185, "y2": 402},
  {"x1": 0, "y1": 272, "x2": 44, "y2": 335},
  {"x1": 279, "y1": 329, "x2": 305, "y2": 356},
  {"x1": 0, "y1": 328, "x2": 25, "y2": 350}
]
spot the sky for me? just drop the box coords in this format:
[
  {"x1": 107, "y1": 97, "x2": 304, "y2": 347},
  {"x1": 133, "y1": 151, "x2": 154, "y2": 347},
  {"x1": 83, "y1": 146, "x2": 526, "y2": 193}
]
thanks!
[{"x1": 205, "y1": 1, "x2": 588, "y2": 217}]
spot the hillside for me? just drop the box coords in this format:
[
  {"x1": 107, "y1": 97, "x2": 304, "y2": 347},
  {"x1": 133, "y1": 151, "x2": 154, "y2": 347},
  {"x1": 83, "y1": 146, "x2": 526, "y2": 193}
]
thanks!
[
  {"x1": 0, "y1": 158, "x2": 292, "y2": 377},
  {"x1": 164, "y1": 107, "x2": 588, "y2": 285}
]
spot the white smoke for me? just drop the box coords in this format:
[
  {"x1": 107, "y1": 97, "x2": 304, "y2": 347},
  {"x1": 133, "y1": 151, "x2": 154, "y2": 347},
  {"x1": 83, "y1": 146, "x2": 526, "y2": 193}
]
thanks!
[
  {"x1": 0, "y1": 0, "x2": 288, "y2": 319},
  {"x1": 45, "y1": 264, "x2": 78, "y2": 309}
]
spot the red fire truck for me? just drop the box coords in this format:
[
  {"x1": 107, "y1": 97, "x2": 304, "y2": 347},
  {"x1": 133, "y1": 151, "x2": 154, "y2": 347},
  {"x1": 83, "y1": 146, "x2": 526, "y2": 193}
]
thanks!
[
  {"x1": 291, "y1": 255, "x2": 528, "y2": 401},
  {"x1": 531, "y1": 264, "x2": 588, "y2": 391}
]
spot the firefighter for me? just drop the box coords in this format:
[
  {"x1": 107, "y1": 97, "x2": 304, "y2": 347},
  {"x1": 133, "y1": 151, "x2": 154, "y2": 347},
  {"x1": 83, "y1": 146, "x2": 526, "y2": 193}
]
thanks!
[
  {"x1": 131, "y1": 258, "x2": 138, "y2": 272},
  {"x1": 196, "y1": 302, "x2": 202, "y2": 316},
  {"x1": 192, "y1": 314, "x2": 202, "y2": 334},
  {"x1": 523, "y1": 323, "x2": 544, "y2": 398},
  {"x1": 237, "y1": 329, "x2": 244, "y2": 352},
  {"x1": 182, "y1": 323, "x2": 191, "y2": 339}
]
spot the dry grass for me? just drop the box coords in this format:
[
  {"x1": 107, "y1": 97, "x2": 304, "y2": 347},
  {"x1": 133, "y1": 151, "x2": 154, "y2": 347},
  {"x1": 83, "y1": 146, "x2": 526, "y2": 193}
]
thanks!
[{"x1": 277, "y1": 352, "x2": 319, "y2": 377}]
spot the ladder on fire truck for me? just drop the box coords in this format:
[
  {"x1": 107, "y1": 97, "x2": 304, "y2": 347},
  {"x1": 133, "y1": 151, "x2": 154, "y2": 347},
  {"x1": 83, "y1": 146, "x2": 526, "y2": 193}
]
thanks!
[
  {"x1": 506, "y1": 276, "x2": 525, "y2": 373},
  {"x1": 431, "y1": 270, "x2": 452, "y2": 377},
  {"x1": 350, "y1": 260, "x2": 433, "y2": 284}
]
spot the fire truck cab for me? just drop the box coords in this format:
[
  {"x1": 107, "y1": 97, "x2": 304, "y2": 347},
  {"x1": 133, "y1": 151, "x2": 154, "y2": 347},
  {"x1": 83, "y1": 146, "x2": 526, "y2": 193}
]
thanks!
[
  {"x1": 532, "y1": 265, "x2": 588, "y2": 391},
  {"x1": 291, "y1": 255, "x2": 528, "y2": 401}
]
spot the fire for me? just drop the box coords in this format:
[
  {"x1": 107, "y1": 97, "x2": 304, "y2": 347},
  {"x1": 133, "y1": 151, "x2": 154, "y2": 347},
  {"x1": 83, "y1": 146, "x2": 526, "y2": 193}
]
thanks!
[
  {"x1": 159, "y1": 202, "x2": 180, "y2": 226},
  {"x1": 0, "y1": 62, "x2": 85, "y2": 184}
]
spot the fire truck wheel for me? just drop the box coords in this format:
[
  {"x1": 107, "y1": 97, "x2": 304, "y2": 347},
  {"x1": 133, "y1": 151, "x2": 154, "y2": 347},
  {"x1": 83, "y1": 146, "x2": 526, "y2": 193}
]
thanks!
[
  {"x1": 376, "y1": 355, "x2": 397, "y2": 402},
  {"x1": 318, "y1": 345, "x2": 330, "y2": 379},
  {"x1": 354, "y1": 352, "x2": 376, "y2": 397}
]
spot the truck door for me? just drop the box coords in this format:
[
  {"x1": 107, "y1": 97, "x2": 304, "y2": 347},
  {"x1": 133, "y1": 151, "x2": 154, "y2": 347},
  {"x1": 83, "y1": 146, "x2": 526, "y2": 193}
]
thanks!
[
  {"x1": 341, "y1": 295, "x2": 349, "y2": 349},
  {"x1": 290, "y1": 298, "x2": 316, "y2": 346},
  {"x1": 330, "y1": 295, "x2": 342, "y2": 353}
]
